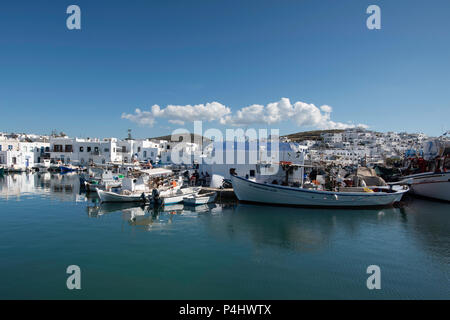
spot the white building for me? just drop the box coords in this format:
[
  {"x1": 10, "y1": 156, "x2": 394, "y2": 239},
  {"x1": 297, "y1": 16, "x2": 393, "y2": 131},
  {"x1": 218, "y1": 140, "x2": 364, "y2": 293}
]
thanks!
[
  {"x1": 198, "y1": 141, "x2": 306, "y2": 185},
  {"x1": 0, "y1": 134, "x2": 50, "y2": 169},
  {"x1": 50, "y1": 137, "x2": 134, "y2": 165},
  {"x1": 321, "y1": 132, "x2": 343, "y2": 144}
]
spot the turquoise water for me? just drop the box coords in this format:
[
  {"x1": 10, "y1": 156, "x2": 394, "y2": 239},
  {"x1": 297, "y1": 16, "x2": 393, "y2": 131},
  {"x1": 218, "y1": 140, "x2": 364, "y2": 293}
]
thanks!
[{"x1": 0, "y1": 173, "x2": 449, "y2": 299}]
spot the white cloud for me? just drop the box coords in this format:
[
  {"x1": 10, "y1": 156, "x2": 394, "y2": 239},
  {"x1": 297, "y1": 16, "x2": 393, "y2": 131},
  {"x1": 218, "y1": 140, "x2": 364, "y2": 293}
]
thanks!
[
  {"x1": 121, "y1": 108, "x2": 156, "y2": 127},
  {"x1": 320, "y1": 105, "x2": 332, "y2": 113},
  {"x1": 121, "y1": 102, "x2": 231, "y2": 127},
  {"x1": 168, "y1": 119, "x2": 185, "y2": 125},
  {"x1": 122, "y1": 98, "x2": 368, "y2": 130},
  {"x1": 221, "y1": 98, "x2": 366, "y2": 130}
]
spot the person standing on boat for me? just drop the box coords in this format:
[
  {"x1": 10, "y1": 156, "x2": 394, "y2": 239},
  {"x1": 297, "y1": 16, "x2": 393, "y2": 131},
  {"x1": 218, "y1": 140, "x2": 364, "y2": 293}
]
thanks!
[
  {"x1": 194, "y1": 170, "x2": 200, "y2": 186},
  {"x1": 199, "y1": 172, "x2": 206, "y2": 186}
]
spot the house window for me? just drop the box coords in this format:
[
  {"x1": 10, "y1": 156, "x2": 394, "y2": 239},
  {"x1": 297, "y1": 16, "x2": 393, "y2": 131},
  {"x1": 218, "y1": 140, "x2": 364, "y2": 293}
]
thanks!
[
  {"x1": 94, "y1": 147, "x2": 99, "y2": 152},
  {"x1": 65, "y1": 145, "x2": 73, "y2": 152},
  {"x1": 143, "y1": 151, "x2": 147, "y2": 157},
  {"x1": 104, "y1": 148, "x2": 109, "y2": 152},
  {"x1": 138, "y1": 147, "x2": 141, "y2": 152},
  {"x1": 79, "y1": 146, "x2": 84, "y2": 152},
  {"x1": 249, "y1": 170, "x2": 255, "y2": 177},
  {"x1": 8, "y1": 145, "x2": 13, "y2": 151},
  {"x1": 87, "y1": 147, "x2": 92, "y2": 152},
  {"x1": 0, "y1": 145, "x2": 2, "y2": 151}
]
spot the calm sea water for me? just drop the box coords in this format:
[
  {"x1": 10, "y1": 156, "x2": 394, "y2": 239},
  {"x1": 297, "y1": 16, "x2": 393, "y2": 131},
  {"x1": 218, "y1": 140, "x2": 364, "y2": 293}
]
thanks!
[{"x1": 0, "y1": 172, "x2": 448, "y2": 299}]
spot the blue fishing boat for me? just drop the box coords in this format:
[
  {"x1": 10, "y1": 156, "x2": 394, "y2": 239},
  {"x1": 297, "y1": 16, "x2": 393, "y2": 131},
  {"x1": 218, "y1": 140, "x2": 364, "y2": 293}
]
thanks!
[{"x1": 60, "y1": 165, "x2": 77, "y2": 173}]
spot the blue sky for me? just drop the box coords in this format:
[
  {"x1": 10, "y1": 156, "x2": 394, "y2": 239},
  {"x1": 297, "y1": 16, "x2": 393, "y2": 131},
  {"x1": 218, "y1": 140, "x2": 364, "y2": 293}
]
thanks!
[{"x1": 0, "y1": 0, "x2": 449, "y2": 139}]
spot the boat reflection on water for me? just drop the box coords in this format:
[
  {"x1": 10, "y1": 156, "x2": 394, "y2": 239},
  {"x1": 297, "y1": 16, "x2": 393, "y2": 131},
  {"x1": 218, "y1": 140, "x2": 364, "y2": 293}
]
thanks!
[
  {"x1": 0, "y1": 172, "x2": 86, "y2": 202},
  {"x1": 199, "y1": 203, "x2": 405, "y2": 253},
  {"x1": 402, "y1": 198, "x2": 450, "y2": 263},
  {"x1": 86, "y1": 201, "x2": 221, "y2": 231},
  {"x1": 86, "y1": 202, "x2": 146, "y2": 218},
  {"x1": 181, "y1": 203, "x2": 219, "y2": 215}
]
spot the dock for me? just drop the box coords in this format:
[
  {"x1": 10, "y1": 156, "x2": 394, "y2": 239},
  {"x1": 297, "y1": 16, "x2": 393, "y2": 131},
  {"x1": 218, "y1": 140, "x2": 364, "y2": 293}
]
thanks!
[{"x1": 200, "y1": 187, "x2": 237, "y2": 200}]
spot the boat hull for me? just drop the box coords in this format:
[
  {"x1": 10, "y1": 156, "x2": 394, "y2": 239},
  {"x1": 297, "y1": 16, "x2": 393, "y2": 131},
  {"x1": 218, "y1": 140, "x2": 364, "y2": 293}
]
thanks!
[
  {"x1": 60, "y1": 166, "x2": 77, "y2": 173},
  {"x1": 231, "y1": 175, "x2": 408, "y2": 208},
  {"x1": 161, "y1": 187, "x2": 201, "y2": 205},
  {"x1": 97, "y1": 189, "x2": 145, "y2": 203},
  {"x1": 84, "y1": 181, "x2": 121, "y2": 193},
  {"x1": 183, "y1": 193, "x2": 217, "y2": 205},
  {"x1": 404, "y1": 172, "x2": 450, "y2": 202}
]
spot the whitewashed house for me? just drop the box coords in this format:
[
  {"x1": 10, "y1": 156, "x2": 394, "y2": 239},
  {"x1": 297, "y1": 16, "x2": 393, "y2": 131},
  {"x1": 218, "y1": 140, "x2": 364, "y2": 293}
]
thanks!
[
  {"x1": 0, "y1": 135, "x2": 50, "y2": 169},
  {"x1": 198, "y1": 140, "x2": 306, "y2": 185}
]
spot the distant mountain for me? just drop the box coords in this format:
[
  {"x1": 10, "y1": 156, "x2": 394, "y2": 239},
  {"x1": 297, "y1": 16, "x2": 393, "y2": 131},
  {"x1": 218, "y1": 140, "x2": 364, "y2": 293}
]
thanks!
[{"x1": 282, "y1": 129, "x2": 345, "y2": 142}]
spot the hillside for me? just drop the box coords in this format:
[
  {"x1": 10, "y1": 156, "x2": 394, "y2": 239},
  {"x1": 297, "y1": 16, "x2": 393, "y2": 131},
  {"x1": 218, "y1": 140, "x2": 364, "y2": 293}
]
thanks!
[
  {"x1": 282, "y1": 129, "x2": 345, "y2": 142},
  {"x1": 149, "y1": 133, "x2": 211, "y2": 143}
]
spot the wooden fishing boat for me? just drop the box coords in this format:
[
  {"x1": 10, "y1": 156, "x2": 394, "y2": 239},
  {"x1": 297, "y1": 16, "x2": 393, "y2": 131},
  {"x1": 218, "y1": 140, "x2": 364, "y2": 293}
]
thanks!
[
  {"x1": 97, "y1": 188, "x2": 146, "y2": 203},
  {"x1": 159, "y1": 187, "x2": 202, "y2": 205},
  {"x1": 231, "y1": 175, "x2": 408, "y2": 208},
  {"x1": 183, "y1": 192, "x2": 217, "y2": 205}
]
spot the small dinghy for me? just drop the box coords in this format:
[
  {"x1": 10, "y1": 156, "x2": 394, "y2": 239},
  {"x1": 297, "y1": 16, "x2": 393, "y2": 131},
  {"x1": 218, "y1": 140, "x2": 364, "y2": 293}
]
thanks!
[
  {"x1": 183, "y1": 192, "x2": 217, "y2": 206},
  {"x1": 97, "y1": 188, "x2": 147, "y2": 203},
  {"x1": 155, "y1": 187, "x2": 202, "y2": 205},
  {"x1": 84, "y1": 180, "x2": 122, "y2": 193}
]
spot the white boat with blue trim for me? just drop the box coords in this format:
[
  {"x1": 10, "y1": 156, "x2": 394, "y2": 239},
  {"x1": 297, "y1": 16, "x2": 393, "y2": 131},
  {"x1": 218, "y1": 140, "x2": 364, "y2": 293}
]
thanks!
[{"x1": 231, "y1": 175, "x2": 409, "y2": 208}]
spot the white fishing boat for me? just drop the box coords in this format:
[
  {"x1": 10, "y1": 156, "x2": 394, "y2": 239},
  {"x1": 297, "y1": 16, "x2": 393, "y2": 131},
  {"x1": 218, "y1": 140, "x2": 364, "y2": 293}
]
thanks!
[
  {"x1": 96, "y1": 188, "x2": 146, "y2": 203},
  {"x1": 183, "y1": 192, "x2": 217, "y2": 205},
  {"x1": 81, "y1": 168, "x2": 124, "y2": 193},
  {"x1": 84, "y1": 179, "x2": 122, "y2": 192},
  {"x1": 395, "y1": 171, "x2": 450, "y2": 202},
  {"x1": 159, "y1": 187, "x2": 202, "y2": 205},
  {"x1": 35, "y1": 160, "x2": 51, "y2": 173},
  {"x1": 231, "y1": 175, "x2": 408, "y2": 208},
  {"x1": 392, "y1": 138, "x2": 450, "y2": 202}
]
